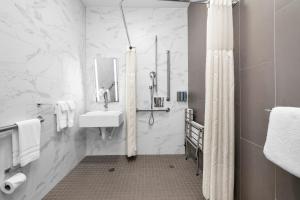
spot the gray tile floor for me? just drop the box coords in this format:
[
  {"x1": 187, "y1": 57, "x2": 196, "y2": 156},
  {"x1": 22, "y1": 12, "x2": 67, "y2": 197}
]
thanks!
[{"x1": 43, "y1": 155, "x2": 204, "y2": 200}]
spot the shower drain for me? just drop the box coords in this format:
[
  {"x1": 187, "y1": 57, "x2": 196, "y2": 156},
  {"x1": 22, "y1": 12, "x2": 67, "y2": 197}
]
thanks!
[
  {"x1": 169, "y1": 164, "x2": 175, "y2": 169},
  {"x1": 108, "y1": 168, "x2": 115, "y2": 172}
]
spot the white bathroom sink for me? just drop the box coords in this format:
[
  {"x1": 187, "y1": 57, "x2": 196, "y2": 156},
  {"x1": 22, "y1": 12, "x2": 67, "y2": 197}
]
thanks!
[{"x1": 79, "y1": 110, "x2": 124, "y2": 128}]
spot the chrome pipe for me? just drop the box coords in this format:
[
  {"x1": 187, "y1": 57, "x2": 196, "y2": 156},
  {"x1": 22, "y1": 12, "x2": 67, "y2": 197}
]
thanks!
[
  {"x1": 166, "y1": 50, "x2": 171, "y2": 101},
  {"x1": 120, "y1": 0, "x2": 133, "y2": 49},
  {"x1": 137, "y1": 108, "x2": 170, "y2": 112},
  {"x1": 155, "y1": 35, "x2": 158, "y2": 92},
  {"x1": 191, "y1": 0, "x2": 239, "y2": 5},
  {"x1": 0, "y1": 116, "x2": 44, "y2": 134}
]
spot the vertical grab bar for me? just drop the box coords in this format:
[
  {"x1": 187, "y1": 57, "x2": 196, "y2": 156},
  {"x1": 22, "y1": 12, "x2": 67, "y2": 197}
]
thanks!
[
  {"x1": 155, "y1": 36, "x2": 158, "y2": 92},
  {"x1": 166, "y1": 50, "x2": 171, "y2": 101}
]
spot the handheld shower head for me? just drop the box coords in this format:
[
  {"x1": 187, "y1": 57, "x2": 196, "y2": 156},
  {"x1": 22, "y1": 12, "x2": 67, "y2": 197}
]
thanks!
[{"x1": 148, "y1": 71, "x2": 156, "y2": 126}]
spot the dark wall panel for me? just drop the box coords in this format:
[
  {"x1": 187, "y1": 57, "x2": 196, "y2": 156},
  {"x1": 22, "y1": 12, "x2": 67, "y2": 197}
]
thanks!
[
  {"x1": 188, "y1": 3, "x2": 207, "y2": 124},
  {"x1": 275, "y1": 0, "x2": 300, "y2": 199},
  {"x1": 238, "y1": 0, "x2": 300, "y2": 199},
  {"x1": 188, "y1": 1, "x2": 300, "y2": 199}
]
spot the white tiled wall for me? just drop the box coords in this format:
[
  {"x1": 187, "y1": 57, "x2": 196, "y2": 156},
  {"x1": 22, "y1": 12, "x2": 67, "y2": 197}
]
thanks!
[
  {"x1": 0, "y1": 0, "x2": 86, "y2": 199},
  {"x1": 85, "y1": 7, "x2": 188, "y2": 155}
]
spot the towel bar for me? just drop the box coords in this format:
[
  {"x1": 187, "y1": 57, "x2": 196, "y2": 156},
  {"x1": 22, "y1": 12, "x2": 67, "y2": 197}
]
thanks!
[
  {"x1": 265, "y1": 109, "x2": 272, "y2": 112},
  {"x1": 1, "y1": 116, "x2": 44, "y2": 173},
  {"x1": 0, "y1": 116, "x2": 44, "y2": 134},
  {"x1": 136, "y1": 108, "x2": 170, "y2": 112},
  {"x1": 37, "y1": 103, "x2": 53, "y2": 107}
]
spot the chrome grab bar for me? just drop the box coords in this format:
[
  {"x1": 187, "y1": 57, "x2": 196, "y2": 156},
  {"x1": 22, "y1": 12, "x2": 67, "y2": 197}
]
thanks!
[
  {"x1": 136, "y1": 108, "x2": 170, "y2": 112},
  {"x1": 0, "y1": 116, "x2": 44, "y2": 134}
]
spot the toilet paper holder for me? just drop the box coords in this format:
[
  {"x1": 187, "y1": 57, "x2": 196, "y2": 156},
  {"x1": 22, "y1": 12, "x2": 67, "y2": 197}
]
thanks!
[
  {"x1": 4, "y1": 184, "x2": 11, "y2": 191},
  {"x1": 4, "y1": 165, "x2": 22, "y2": 174},
  {"x1": 1, "y1": 172, "x2": 27, "y2": 195}
]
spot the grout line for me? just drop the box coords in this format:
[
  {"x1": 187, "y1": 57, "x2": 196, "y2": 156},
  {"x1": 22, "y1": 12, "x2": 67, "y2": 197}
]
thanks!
[
  {"x1": 240, "y1": 137, "x2": 264, "y2": 149},
  {"x1": 238, "y1": 2, "x2": 242, "y2": 200},
  {"x1": 275, "y1": 166, "x2": 277, "y2": 200},
  {"x1": 276, "y1": 0, "x2": 296, "y2": 13},
  {"x1": 274, "y1": 0, "x2": 277, "y2": 108},
  {"x1": 273, "y1": 1, "x2": 277, "y2": 200},
  {"x1": 240, "y1": 61, "x2": 273, "y2": 71}
]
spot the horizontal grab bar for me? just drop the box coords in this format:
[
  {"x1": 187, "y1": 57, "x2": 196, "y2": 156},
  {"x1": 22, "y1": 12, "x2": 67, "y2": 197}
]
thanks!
[
  {"x1": 136, "y1": 108, "x2": 170, "y2": 112},
  {"x1": 0, "y1": 116, "x2": 44, "y2": 134}
]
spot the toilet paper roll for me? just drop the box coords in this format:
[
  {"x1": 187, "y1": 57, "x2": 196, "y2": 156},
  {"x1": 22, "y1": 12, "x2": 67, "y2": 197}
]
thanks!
[{"x1": 1, "y1": 173, "x2": 27, "y2": 194}]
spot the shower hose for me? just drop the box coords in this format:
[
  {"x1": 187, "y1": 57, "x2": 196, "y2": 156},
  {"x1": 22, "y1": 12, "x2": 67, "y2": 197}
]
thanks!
[{"x1": 148, "y1": 86, "x2": 155, "y2": 126}]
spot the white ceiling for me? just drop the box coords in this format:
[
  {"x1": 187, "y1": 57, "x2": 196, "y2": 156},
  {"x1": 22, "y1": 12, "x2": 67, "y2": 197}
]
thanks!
[{"x1": 81, "y1": 0, "x2": 189, "y2": 8}]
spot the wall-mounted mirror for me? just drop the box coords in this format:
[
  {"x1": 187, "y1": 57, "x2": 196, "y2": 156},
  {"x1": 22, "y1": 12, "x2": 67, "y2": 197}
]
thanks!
[{"x1": 94, "y1": 55, "x2": 119, "y2": 102}]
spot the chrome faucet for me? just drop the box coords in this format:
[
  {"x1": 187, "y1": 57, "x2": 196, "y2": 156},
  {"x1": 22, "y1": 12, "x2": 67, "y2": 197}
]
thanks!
[{"x1": 103, "y1": 90, "x2": 109, "y2": 109}]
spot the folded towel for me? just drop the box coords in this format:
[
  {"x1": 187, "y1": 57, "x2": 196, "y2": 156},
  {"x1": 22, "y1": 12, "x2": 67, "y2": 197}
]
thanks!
[
  {"x1": 55, "y1": 101, "x2": 68, "y2": 131},
  {"x1": 66, "y1": 100, "x2": 76, "y2": 127},
  {"x1": 264, "y1": 107, "x2": 300, "y2": 178},
  {"x1": 12, "y1": 129, "x2": 20, "y2": 167},
  {"x1": 59, "y1": 101, "x2": 68, "y2": 111},
  {"x1": 66, "y1": 100, "x2": 76, "y2": 110},
  {"x1": 14, "y1": 119, "x2": 41, "y2": 167}
]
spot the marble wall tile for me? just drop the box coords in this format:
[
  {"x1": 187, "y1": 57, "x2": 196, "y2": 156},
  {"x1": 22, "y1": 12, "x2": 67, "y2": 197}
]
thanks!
[
  {"x1": 85, "y1": 7, "x2": 188, "y2": 155},
  {"x1": 0, "y1": 0, "x2": 86, "y2": 199}
]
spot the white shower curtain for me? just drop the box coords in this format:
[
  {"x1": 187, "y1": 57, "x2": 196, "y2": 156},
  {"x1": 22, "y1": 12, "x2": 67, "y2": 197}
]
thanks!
[
  {"x1": 202, "y1": 0, "x2": 235, "y2": 200},
  {"x1": 126, "y1": 49, "x2": 137, "y2": 157}
]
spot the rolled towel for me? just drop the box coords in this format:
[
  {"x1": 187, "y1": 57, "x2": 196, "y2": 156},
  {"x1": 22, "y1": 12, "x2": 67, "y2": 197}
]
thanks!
[{"x1": 264, "y1": 107, "x2": 300, "y2": 178}]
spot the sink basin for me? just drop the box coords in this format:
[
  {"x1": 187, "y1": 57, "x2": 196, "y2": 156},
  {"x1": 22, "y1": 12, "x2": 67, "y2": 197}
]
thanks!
[{"x1": 79, "y1": 110, "x2": 124, "y2": 128}]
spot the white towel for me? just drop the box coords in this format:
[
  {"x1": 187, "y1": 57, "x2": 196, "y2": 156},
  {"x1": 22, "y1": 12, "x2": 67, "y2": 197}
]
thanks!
[
  {"x1": 12, "y1": 129, "x2": 20, "y2": 167},
  {"x1": 66, "y1": 100, "x2": 76, "y2": 128},
  {"x1": 66, "y1": 100, "x2": 75, "y2": 110},
  {"x1": 264, "y1": 107, "x2": 300, "y2": 178},
  {"x1": 55, "y1": 101, "x2": 68, "y2": 131},
  {"x1": 14, "y1": 119, "x2": 41, "y2": 167}
]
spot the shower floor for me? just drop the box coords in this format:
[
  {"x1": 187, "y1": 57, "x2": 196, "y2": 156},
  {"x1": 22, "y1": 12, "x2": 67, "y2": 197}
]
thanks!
[{"x1": 43, "y1": 155, "x2": 204, "y2": 200}]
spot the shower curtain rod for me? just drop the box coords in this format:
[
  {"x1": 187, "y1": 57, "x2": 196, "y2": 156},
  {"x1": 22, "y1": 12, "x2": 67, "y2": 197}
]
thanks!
[
  {"x1": 119, "y1": 0, "x2": 239, "y2": 49},
  {"x1": 120, "y1": 0, "x2": 134, "y2": 50}
]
